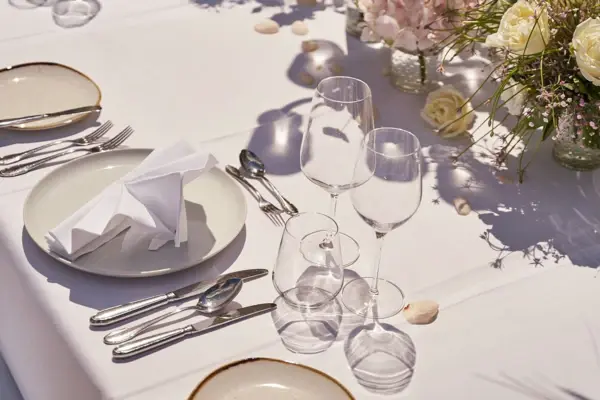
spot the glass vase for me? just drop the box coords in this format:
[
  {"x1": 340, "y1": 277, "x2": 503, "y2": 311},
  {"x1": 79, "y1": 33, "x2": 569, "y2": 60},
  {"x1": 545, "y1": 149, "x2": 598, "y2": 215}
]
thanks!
[
  {"x1": 389, "y1": 47, "x2": 439, "y2": 94},
  {"x1": 345, "y1": 0, "x2": 365, "y2": 38},
  {"x1": 552, "y1": 110, "x2": 600, "y2": 171}
]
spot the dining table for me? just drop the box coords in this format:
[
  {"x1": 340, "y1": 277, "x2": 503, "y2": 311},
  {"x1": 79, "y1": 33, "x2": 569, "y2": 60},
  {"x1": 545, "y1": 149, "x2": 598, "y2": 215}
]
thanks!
[{"x1": 1, "y1": 0, "x2": 600, "y2": 399}]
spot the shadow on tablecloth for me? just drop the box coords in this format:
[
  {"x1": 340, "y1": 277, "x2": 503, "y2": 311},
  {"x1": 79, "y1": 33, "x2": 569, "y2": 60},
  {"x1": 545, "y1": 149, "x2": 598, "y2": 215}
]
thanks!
[{"x1": 21, "y1": 226, "x2": 247, "y2": 311}]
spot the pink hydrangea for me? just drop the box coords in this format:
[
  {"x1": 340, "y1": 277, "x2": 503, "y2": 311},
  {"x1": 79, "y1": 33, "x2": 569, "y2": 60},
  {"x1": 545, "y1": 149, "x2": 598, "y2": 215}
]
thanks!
[{"x1": 359, "y1": 0, "x2": 476, "y2": 51}]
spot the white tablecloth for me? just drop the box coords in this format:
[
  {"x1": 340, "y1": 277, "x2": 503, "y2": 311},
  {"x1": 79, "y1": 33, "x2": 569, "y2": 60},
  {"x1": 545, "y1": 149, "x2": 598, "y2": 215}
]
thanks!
[{"x1": 2, "y1": 1, "x2": 600, "y2": 399}]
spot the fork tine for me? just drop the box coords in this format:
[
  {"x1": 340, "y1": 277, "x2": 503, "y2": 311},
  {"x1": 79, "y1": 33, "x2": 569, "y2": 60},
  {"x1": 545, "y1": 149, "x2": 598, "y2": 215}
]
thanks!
[
  {"x1": 101, "y1": 127, "x2": 134, "y2": 150},
  {"x1": 263, "y1": 210, "x2": 276, "y2": 225},
  {"x1": 268, "y1": 207, "x2": 284, "y2": 226},
  {"x1": 86, "y1": 120, "x2": 114, "y2": 140}
]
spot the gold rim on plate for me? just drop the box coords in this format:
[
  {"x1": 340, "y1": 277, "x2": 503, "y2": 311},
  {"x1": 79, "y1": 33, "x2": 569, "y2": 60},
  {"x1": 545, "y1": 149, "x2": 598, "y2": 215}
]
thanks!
[
  {"x1": 187, "y1": 357, "x2": 356, "y2": 399},
  {"x1": 0, "y1": 61, "x2": 102, "y2": 131}
]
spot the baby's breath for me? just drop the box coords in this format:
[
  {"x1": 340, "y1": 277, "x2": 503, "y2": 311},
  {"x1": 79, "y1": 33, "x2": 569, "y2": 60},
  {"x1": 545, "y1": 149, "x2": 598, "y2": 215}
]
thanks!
[{"x1": 440, "y1": 0, "x2": 600, "y2": 181}]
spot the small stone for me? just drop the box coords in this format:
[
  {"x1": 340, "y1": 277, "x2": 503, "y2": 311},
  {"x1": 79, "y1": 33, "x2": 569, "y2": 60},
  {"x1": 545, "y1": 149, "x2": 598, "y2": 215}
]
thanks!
[
  {"x1": 291, "y1": 21, "x2": 309, "y2": 36},
  {"x1": 403, "y1": 300, "x2": 439, "y2": 325},
  {"x1": 298, "y1": 71, "x2": 315, "y2": 86},
  {"x1": 301, "y1": 40, "x2": 319, "y2": 53},
  {"x1": 297, "y1": 0, "x2": 317, "y2": 6},
  {"x1": 382, "y1": 67, "x2": 391, "y2": 76},
  {"x1": 254, "y1": 19, "x2": 280, "y2": 34},
  {"x1": 453, "y1": 196, "x2": 471, "y2": 216}
]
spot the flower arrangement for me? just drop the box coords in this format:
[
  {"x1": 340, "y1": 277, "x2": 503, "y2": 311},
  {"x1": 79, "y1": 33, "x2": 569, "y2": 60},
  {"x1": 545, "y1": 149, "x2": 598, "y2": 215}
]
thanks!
[
  {"x1": 358, "y1": 0, "x2": 478, "y2": 51},
  {"x1": 439, "y1": 0, "x2": 600, "y2": 181}
]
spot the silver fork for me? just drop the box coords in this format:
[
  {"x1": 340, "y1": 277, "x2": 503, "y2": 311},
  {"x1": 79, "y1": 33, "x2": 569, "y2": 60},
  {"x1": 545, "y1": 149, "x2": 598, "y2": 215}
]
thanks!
[
  {"x1": 0, "y1": 126, "x2": 134, "y2": 177},
  {"x1": 225, "y1": 165, "x2": 285, "y2": 226},
  {"x1": 0, "y1": 120, "x2": 114, "y2": 165}
]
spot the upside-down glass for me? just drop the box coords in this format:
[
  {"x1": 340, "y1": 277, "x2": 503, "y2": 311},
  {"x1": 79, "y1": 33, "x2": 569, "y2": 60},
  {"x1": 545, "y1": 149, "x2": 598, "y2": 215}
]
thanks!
[
  {"x1": 342, "y1": 128, "x2": 422, "y2": 319},
  {"x1": 300, "y1": 76, "x2": 375, "y2": 267},
  {"x1": 272, "y1": 212, "x2": 344, "y2": 310}
]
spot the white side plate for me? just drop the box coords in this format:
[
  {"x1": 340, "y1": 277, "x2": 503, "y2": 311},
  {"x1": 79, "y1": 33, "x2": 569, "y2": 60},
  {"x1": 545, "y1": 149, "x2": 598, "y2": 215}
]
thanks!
[
  {"x1": 189, "y1": 358, "x2": 355, "y2": 400},
  {"x1": 0, "y1": 62, "x2": 101, "y2": 130},
  {"x1": 23, "y1": 149, "x2": 247, "y2": 278}
]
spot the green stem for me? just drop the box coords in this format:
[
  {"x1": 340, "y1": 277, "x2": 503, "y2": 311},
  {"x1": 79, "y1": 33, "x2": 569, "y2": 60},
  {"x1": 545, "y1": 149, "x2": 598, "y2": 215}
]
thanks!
[{"x1": 418, "y1": 51, "x2": 426, "y2": 87}]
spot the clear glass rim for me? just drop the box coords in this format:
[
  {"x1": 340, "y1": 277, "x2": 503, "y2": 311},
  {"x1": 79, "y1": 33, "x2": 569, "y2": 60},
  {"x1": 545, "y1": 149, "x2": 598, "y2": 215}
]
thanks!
[
  {"x1": 316, "y1": 76, "x2": 372, "y2": 105},
  {"x1": 363, "y1": 127, "x2": 422, "y2": 158},
  {"x1": 284, "y1": 212, "x2": 339, "y2": 240}
]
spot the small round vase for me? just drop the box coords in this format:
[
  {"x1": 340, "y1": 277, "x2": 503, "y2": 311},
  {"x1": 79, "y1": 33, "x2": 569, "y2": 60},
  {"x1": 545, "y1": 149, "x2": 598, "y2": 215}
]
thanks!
[
  {"x1": 389, "y1": 47, "x2": 440, "y2": 94},
  {"x1": 345, "y1": 3, "x2": 366, "y2": 38},
  {"x1": 552, "y1": 110, "x2": 600, "y2": 171}
]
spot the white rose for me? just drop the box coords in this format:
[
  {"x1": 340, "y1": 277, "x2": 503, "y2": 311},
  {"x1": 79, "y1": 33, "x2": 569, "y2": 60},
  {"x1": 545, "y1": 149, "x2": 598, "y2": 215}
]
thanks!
[
  {"x1": 500, "y1": 80, "x2": 527, "y2": 115},
  {"x1": 572, "y1": 18, "x2": 600, "y2": 86},
  {"x1": 485, "y1": 0, "x2": 550, "y2": 55},
  {"x1": 421, "y1": 86, "x2": 474, "y2": 138}
]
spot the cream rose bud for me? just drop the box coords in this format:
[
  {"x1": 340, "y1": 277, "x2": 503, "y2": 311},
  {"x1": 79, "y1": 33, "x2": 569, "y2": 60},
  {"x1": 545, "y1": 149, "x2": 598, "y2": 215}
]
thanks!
[
  {"x1": 572, "y1": 18, "x2": 600, "y2": 86},
  {"x1": 485, "y1": 0, "x2": 550, "y2": 55},
  {"x1": 421, "y1": 86, "x2": 474, "y2": 138},
  {"x1": 500, "y1": 80, "x2": 527, "y2": 115}
]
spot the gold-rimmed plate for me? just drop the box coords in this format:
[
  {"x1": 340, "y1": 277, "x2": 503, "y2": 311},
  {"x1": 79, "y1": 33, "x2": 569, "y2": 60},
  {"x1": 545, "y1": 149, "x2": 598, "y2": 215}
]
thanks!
[
  {"x1": 0, "y1": 62, "x2": 101, "y2": 130},
  {"x1": 188, "y1": 358, "x2": 355, "y2": 399},
  {"x1": 23, "y1": 149, "x2": 247, "y2": 278}
]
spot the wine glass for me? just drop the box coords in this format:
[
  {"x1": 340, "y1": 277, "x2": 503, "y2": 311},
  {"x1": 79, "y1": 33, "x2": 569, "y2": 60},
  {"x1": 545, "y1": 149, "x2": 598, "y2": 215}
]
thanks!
[
  {"x1": 300, "y1": 76, "x2": 375, "y2": 267},
  {"x1": 272, "y1": 212, "x2": 344, "y2": 310},
  {"x1": 342, "y1": 127, "x2": 422, "y2": 319}
]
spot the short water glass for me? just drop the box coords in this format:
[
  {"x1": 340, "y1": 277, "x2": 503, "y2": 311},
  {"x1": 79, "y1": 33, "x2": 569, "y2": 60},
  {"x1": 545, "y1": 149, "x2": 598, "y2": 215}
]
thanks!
[{"x1": 272, "y1": 212, "x2": 344, "y2": 310}]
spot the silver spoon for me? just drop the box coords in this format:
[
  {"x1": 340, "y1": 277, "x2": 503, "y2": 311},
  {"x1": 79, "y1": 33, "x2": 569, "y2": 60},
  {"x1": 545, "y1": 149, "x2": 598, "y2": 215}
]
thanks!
[
  {"x1": 239, "y1": 149, "x2": 299, "y2": 215},
  {"x1": 103, "y1": 278, "x2": 242, "y2": 345}
]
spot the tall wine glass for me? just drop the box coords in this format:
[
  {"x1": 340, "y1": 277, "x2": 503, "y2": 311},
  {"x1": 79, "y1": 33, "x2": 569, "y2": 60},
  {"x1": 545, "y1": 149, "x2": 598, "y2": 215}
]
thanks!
[
  {"x1": 300, "y1": 76, "x2": 375, "y2": 267},
  {"x1": 342, "y1": 127, "x2": 422, "y2": 319}
]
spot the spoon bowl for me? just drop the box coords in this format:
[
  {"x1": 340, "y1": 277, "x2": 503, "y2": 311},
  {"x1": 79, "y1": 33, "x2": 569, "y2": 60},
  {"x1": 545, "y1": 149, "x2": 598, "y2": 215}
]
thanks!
[
  {"x1": 239, "y1": 149, "x2": 299, "y2": 214},
  {"x1": 103, "y1": 278, "x2": 243, "y2": 345},
  {"x1": 239, "y1": 149, "x2": 265, "y2": 178}
]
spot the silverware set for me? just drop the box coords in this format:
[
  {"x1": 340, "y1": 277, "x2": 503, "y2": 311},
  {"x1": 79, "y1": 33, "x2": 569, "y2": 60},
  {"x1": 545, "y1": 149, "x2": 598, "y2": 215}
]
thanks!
[
  {"x1": 0, "y1": 120, "x2": 134, "y2": 177},
  {"x1": 89, "y1": 269, "x2": 274, "y2": 359},
  {"x1": 226, "y1": 149, "x2": 299, "y2": 226}
]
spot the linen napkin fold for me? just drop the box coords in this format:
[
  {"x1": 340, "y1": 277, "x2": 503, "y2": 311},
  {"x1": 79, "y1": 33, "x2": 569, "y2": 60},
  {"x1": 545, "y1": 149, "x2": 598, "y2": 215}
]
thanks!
[{"x1": 45, "y1": 141, "x2": 218, "y2": 261}]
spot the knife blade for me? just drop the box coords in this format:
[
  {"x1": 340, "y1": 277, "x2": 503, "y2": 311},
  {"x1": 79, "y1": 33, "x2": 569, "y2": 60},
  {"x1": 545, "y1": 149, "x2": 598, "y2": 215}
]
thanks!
[
  {"x1": 0, "y1": 105, "x2": 102, "y2": 128},
  {"x1": 112, "y1": 303, "x2": 276, "y2": 359},
  {"x1": 89, "y1": 269, "x2": 268, "y2": 326}
]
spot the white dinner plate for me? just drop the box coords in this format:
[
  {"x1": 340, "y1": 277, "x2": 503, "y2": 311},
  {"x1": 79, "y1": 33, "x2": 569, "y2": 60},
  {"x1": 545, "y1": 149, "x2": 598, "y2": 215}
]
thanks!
[
  {"x1": 23, "y1": 149, "x2": 247, "y2": 278},
  {"x1": 188, "y1": 358, "x2": 355, "y2": 400},
  {"x1": 0, "y1": 62, "x2": 101, "y2": 130}
]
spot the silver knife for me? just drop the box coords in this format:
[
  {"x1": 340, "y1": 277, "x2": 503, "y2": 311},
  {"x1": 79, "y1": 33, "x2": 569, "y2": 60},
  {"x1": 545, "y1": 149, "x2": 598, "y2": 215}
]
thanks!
[
  {"x1": 89, "y1": 269, "x2": 268, "y2": 326},
  {"x1": 112, "y1": 303, "x2": 276, "y2": 359},
  {"x1": 0, "y1": 105, "x2": 102, "y2": 128}
]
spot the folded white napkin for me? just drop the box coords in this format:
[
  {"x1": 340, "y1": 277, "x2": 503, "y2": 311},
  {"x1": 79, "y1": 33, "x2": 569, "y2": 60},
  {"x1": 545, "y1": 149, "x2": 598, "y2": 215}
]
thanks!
[{"x1": 46, "y1": 141, "x2": 218, "y2": 261}]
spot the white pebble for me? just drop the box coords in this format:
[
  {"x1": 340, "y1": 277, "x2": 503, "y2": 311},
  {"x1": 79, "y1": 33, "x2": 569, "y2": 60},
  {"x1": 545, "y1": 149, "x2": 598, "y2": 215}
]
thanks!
[
  {"x1": 291, "y1": 21, "x2": 309, "y2": 36},
  {"x1": 453, "y1": 196, "x2": 471, "y2": 216},
  {"x1": 254, "y1": 19, "x2": 280, "y2": 35},
  {"x1": 403, "y1": 300, "x2": 439, "y2": 325}
]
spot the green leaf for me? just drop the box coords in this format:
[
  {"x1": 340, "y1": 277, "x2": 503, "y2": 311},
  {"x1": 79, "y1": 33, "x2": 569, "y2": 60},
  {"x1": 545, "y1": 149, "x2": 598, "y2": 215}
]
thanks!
[{"x1": 541, "y1": 121, "x2": 554, "y2": 141}]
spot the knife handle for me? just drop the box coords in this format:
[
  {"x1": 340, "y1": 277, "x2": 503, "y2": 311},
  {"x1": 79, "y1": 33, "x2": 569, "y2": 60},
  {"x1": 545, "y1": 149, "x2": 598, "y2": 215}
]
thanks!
[
  {"x1": 113, "y1": 325, "x2": 194, "y2": 359},
  {"x1": 90, "y1": 293, "x2": 174, "y2": 326}
]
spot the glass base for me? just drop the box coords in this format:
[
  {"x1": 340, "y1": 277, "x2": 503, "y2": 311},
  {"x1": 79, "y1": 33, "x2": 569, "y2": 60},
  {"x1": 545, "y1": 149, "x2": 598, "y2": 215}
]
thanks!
[
  {"x1": 318, "y1": 231, "x2": 360, "y2": 268},
  {"x1": 342, "y1": 277, "x2": 405, "y2": 319},
  {"x1": 552, "y1": 141, "x2": 600, "y2": 171},
  {"x1": 338, "y1": 232, "x2": 360, "y2": 268}
]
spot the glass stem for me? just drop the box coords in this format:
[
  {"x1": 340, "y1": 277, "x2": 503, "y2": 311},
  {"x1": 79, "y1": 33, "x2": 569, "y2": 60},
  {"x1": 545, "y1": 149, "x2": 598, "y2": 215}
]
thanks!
[
  {"x1": 370, "y1": 231, "x2": 386, "y2": 296},
  {"x1": 329, "y1": 193, "x2": 339, "y2": 219}
]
